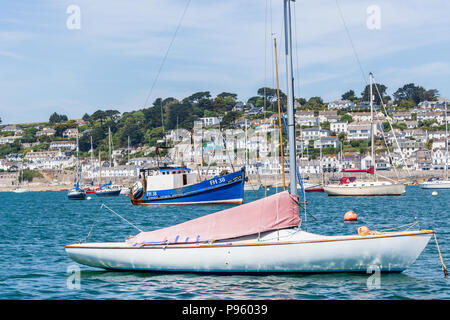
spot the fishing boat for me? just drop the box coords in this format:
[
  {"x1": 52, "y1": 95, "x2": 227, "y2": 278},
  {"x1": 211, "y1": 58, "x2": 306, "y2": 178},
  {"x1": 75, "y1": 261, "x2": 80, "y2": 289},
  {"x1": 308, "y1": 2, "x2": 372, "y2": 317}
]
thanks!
[
  {"x1": 68, "y1": 129, "x2": 86, "y2": 200},
  {"x1": 323, "y1": 73, "x2": 406, "y2": 197},
  {"x1": 420, "y1": 102, "x2": 449, "y2": 189},
  {"x1": 65, "y1": 0, "x2": 434, "y2": 274},
  {"x1": 130, "y1": 165, "x2": 245, "y2": 205}
]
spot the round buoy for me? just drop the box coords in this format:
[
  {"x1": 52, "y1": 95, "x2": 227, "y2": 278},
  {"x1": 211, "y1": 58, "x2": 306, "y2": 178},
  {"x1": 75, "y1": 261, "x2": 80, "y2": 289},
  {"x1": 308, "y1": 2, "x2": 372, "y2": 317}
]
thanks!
[
  {"x1": 358, "y1": 226, "x2": 370, "y2": 236},
  {"x1": 432, "y1": 191, "x2": 438, "y2": 196},
  {"x1": 344, "y1": 210, "x2": 357, "y2": 221},
  {"x1": 87, "y1": 196, "x2": 92, "y2": 200}
]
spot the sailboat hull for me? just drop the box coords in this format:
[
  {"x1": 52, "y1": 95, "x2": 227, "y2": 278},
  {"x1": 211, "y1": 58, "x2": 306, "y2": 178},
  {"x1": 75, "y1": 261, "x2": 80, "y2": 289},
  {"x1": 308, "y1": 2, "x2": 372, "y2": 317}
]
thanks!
[
  {"x1": 67, "y1": 191, "x2": 86, "y2": 200},
  {"x1": 65, "y1": 230, "x2": 432, "y2": 273},
  {"x1": 324, "y1": 183, "x2": 406, "y2": 196},
  {"x1": 420, "y1": 181, "x2": 450, "y2": 189},
  {"x1": 95, "y1": 189, "x2": 121, "y2": 197}
]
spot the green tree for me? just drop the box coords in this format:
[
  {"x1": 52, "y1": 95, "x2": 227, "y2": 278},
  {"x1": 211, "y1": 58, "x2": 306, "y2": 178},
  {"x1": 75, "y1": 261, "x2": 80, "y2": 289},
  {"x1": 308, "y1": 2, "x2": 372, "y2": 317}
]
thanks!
[
  {"x1": 393, "y1": 83, "x2": 439, "y2": 104},
  {"x1": 340, "y1": 113, "x2": 353, "y2": 123},
  {"x1": 49, "y1": 112, "x2": 68, "y2": 124},
  {"x1": 341, "y1": 90, "x2": 358, "y2": 101},
  {"x1": 361, "y1": 83, "x2": 389, "y2": 105}
]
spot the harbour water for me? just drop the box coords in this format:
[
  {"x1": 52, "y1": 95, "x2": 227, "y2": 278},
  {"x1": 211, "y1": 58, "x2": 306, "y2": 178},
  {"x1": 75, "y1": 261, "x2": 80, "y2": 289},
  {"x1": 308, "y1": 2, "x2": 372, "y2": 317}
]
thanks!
[{"x1": 0, "y1": 186, "x2": 449, "y2": 300}]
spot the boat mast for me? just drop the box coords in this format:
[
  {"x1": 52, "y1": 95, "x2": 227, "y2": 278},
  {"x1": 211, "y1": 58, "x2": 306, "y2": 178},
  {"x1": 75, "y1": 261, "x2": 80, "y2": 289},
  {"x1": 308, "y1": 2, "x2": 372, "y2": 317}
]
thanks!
[
  {"x1": 76, "y1": 128, "x2": 81, "y2": 186},
  {"x1": 274, "y1": 38, "x2": 286, "y2": 190},
  {"x1": 369, "y1": 72, "x2": 377, "y2": 181},
  {"x1": 283, "y1": 0, "x2": 297, "y2": 196},
  {"x1": 90, "y1": 136, "x2": 94, "y2": 184}
]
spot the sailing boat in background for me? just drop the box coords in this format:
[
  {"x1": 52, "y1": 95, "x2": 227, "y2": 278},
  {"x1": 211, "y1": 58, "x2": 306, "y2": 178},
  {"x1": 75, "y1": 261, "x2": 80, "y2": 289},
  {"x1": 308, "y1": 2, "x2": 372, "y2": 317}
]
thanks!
[
  {"x1": 420, "y1": 102, "x2": 450, "y2": 189},
  {"x1": 95, "y1": 128, "x2": 121, "y2": 197},
  {"x1": 12, "y1": 157, "x2": 29, "y2": 193},
  {"x1": 323, "y1": 73, "x2": 406, "y2": 196},
  {"x1": 67, "y1": 129, "x2": 86, "y2": 200},
  {"x1": 83, "y1": 136, "x2": 97, "y2": 194},
  {"x1": 66, "y1": 0, "x2": 433, "y2": 273}
]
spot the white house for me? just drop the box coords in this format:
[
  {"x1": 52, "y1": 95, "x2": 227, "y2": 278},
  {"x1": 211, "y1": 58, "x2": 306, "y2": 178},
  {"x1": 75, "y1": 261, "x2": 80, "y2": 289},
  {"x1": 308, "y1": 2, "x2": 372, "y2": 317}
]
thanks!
[
  {"x1": 301, "y1": 128, "x2": 330, "y2": 141},
  {"x1": 0, "y1": 135, "x2": 22, "y2": 145},
  {"x1": 36, "y1": 128, "x2": 56, "y2": 137},
  {"x1": 295, "y1": 111, "x2": 317, "y2": 127},
  {"x1": 200, "y1": 117, "x2": 222, "y2": 127},
  {"x1": 327, "y1": 100, "x2": 354, "y2": 110},
  {"x1": 62, "y1": 128, "x2": 78, "y2": 139},
  {"x1": 1, "y1": 125, "x2": 23, "y2": 135},
  {"x1": 330, "y1": 122, "x2": 348, "y2": 134},
  {"x1": 347, "y1": 123, "x2": 371, "y2": 141},
  {"x1": 314, "y1": 136, "x2": 340, "y2": 149},
  {"x1": 49, "y1": 141, "x2": 77, "y2": 151}
]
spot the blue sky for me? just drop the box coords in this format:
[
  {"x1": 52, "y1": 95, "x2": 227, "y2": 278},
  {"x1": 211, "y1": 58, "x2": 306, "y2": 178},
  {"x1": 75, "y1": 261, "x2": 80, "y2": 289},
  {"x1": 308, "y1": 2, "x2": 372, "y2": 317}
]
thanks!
[{"x1": 1, "y1": 0, "x2": 450, "y2": 124}]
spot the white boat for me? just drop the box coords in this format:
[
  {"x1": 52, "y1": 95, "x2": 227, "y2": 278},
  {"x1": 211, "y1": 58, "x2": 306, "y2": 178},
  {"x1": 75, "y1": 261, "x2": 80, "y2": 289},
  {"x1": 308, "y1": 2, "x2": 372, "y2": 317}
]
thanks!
[
  {"x1": 420, "y1": 178, "x2": 450, "y2": 189},
  {"x1": 65, "y1": 0, "x2": 432, "y2": 274},
  {"x1": 65, "y1": 190, "x2": 432, "y2": 273},
  {"x1": 12, "y1": 187, "x2": 29, "y2": 193},
  {"x1": 13, "y1": 158, "x2": 29, "y2": 193},
  {"x1": 120, "y1": 187, "x2": 130, "y2": 195},
  {"x1": 324, "y1": 181, "x2": 406, "y2": 196},
  {"x1": 244, "y1": 184, "x2": 261, "y2": 191},
  {"x1": 324, "y1": 73, "x2": 406, "y2": 197}
]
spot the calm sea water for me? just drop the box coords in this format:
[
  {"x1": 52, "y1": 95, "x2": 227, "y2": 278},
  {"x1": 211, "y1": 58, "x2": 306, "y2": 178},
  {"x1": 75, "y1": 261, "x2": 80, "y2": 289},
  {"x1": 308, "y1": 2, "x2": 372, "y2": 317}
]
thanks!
[{"x1": 0, "y1": 186, "x2": 449, "y2": 300}]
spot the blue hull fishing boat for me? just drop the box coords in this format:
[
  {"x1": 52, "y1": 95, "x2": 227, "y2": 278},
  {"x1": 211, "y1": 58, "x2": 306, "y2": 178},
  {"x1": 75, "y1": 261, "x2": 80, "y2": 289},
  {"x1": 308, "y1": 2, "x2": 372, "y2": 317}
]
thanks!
[{"x1": 130, "y1": 166, "x2": 245, "y2": 205}]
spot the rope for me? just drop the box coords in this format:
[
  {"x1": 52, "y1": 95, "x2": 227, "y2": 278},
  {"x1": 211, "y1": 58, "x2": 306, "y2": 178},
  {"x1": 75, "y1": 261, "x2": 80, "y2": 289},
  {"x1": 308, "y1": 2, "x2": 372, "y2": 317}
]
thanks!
[
  {"x1": 433, "y1": 232, "x2": 448, "y2": 277},
  {"x1": 143, "y1": 0, "x2": 191, "y2": 108},
  {"x1": 101, "y1": 203, "x2": 143, "y2": 232}
]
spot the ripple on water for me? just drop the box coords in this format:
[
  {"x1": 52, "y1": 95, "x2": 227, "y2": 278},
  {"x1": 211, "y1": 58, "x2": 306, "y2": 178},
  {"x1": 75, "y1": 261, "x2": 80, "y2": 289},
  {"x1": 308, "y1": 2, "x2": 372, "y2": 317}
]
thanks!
[{"x1": 1, "y1": 187, "x2": 449, "y2": 300}]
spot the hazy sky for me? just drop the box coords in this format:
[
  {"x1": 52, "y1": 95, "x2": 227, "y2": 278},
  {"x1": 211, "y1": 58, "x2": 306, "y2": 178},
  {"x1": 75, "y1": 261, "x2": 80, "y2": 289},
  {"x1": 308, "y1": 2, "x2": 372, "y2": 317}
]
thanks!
[{"x1": 1, "y1": 0, "x2": 450, "y2": 124}]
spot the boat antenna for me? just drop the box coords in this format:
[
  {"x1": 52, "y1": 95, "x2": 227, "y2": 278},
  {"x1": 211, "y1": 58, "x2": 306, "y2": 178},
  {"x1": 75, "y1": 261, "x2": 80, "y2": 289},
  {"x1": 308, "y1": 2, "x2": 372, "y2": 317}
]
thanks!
[
  {"x1": 283, "y1": 0, "x2": 297, "y2": 197},
  {"x1": 274, "y1": 37, "x2": 286, "y2": 191}
]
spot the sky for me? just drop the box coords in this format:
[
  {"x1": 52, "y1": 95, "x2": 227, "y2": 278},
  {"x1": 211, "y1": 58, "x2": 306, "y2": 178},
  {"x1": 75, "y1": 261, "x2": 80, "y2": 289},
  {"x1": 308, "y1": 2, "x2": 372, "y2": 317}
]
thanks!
[{"x1": 1, "y1": 0, "x2": 450, "y2": 124}]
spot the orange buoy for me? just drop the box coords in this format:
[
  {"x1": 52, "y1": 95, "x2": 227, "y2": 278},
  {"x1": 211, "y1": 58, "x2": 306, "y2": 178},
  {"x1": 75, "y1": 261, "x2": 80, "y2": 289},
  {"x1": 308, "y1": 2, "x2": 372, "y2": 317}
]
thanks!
[
  {"x1": 344, "y1": 210, "x2": 357, "y2": 221},
  {"x1": 358, "y1": 226, "x2": 370, "y2": 236}
]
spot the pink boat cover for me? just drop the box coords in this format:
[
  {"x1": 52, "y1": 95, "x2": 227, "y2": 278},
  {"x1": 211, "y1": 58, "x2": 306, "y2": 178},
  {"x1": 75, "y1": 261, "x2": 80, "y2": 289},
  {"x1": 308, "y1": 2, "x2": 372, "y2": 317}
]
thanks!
[{"x1": 132, "y1": 191, "x2": 300, "y2": 245}]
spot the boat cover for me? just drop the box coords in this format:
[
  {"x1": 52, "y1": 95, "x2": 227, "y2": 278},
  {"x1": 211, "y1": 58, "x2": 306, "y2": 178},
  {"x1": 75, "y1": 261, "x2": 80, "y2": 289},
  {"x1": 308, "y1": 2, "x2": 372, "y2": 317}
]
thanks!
[{"x1": 132, "y1": 191, "x2": 300, "y2": 245}]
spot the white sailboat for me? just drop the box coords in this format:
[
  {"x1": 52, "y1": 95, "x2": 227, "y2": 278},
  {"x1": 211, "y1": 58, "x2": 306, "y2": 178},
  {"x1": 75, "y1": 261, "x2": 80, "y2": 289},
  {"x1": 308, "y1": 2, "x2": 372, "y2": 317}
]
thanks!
[
  {"x1": 323, "y1": 73, "x2": 406, "y2": 196},
  {"x1": 420, "y1": 102, "x2": 450, "y2": 189},
  {"x1": 66, "y1": 0, "x2": 433, "y2": 273},
  {"x1": 12, "y1": 157, "x2": 29, "y2": 193}
]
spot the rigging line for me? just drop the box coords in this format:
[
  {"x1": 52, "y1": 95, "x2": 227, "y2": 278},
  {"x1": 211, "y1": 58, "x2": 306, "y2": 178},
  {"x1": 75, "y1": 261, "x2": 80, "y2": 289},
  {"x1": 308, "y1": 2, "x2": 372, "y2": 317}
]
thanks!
[
  {"x1": 335, "y1": 0, "x2": 368, "y2": 86},
  {"x1": 373, "y1": 79, "x2": 411, "y2": 177},
  {"x1": 143, "y1": 0, "x2": 192, "y2": 109},
  {"x1": 101, "y1": 203, "x2": 143, "y2": 233}
]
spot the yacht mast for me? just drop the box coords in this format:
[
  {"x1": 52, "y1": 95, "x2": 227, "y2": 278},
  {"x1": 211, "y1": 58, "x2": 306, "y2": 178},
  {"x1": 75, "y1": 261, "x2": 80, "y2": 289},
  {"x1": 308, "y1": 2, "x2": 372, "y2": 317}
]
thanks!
[
  {"x1": 283, "y1": 0, "x2": 297, "y2": 197},
  {"x1": 369, "y1": 72, "x2": 377, "y2": 181}
]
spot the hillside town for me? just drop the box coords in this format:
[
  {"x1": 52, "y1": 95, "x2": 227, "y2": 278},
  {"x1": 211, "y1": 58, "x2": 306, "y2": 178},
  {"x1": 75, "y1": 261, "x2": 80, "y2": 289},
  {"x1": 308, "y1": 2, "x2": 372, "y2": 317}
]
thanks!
[{"x1": 1, "y1": 90, "x2": 449, "y2": 190}]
